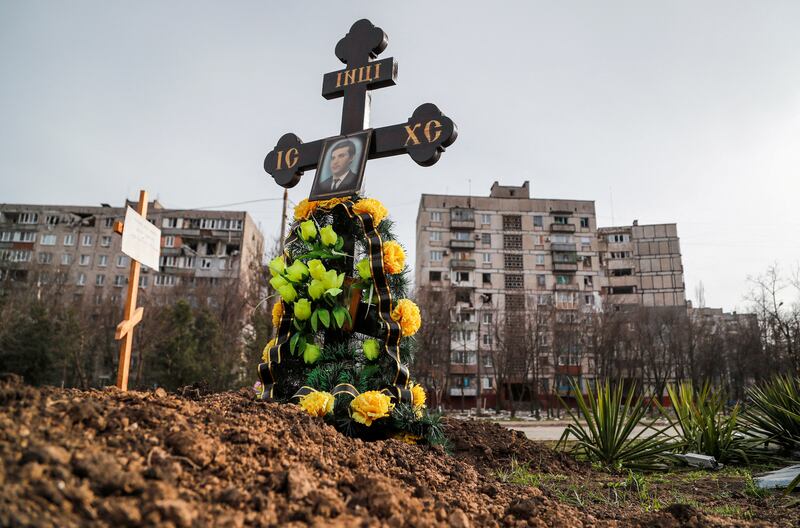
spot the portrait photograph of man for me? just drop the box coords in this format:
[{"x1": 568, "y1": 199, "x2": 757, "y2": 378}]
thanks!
[{"x1": 309, "y1": 131, "x2": 370, "y2": 200}]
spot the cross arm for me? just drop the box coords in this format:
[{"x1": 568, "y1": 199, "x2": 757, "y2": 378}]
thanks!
[
  {"x1": 264, "y1": 104, "x2": 457, "y2": 188},
  {"x1": 115, "y1": 306, "x2": 143, "y2": 339},
  {"x1": 263, "y1": 133, "x2": 325, "y2": 188},
  {"x1": 371, "y1": 103, "x2": 457, "y2": 166}
]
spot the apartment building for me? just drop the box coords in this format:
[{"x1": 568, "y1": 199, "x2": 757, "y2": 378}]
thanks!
[
  {"x1": 415, "y1": 181, "x2": 686, "y2": 409},
  {"x1": 0, "y1": 200, "x2": 264, "y2": 306},
  {"x1": 598, "y1": 223, "x2": 685, "y2": 307}
]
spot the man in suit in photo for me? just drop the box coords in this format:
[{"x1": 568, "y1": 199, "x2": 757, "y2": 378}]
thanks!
[{"x1": 317, "y1": 139, "x2": 359, "y2": 194}]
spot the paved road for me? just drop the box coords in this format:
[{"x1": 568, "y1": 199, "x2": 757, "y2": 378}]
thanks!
[{"x1": 505, "y1": 423, "x2": 666, "y2": 441}]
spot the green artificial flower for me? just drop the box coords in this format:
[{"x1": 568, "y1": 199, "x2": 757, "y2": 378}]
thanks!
[
  {"x1": 363, "y1": 339, "x2": 380, "y2": 361},
  {"x1": 308, "y1": 279, "x2": 326, "y2": 300},
  {"x1": 294, "y1": 298, "x2": 312, "y2": 320},
  {"x1": 303, "y1": 343, "x2": 321, "y2": 364},
  {"x1": 268, "y1": 255, "x2": 285, "y2": 276},
  {"x1": 320, "y1": 225, "x2": 338, "y2": 246},
  {"x1": 277, "y1": 284, "x2": 297, "y2": 303},
  {"x1": 356, "y1": 258, "x2": 372, "y2": 280},
  {"x1": 285, "y1": 260, "x2": 309, "y2": 282},
  {"x1": 269, "y1": 275, "x2": 288, "y2": 290},
  {"x1": 308, "y1": 259, "x2": 326, "y2": 281},
  {"x1": 299, "y1": 220, "x2": 317, "y2": 241}
]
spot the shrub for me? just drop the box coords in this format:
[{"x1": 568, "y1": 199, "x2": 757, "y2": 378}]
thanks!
[
  {"x1": 658, "y1": 381, "x2": 756, "y2": 465},
  {"x1": 742, "y1": 375, "x2": 800, "y2": 453},
  {"x1": 557, "y1": 379, "x2": 674, "y2": 471}
]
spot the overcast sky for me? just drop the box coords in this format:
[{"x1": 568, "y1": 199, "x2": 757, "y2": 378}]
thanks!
[{"x1": 2, "y1": 1, "x2": 798, "y2": 311}]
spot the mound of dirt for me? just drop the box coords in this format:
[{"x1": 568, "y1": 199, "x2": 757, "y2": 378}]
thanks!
[
  {"x1": 0, "y1": 376, "x2": 766, "y2": 527},
  {"x1": 444, "y1": 418, "x2": 583, "y2": 476}
]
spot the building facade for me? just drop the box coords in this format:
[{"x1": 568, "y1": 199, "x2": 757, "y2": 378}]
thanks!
[
  {"x1": 415, "y1": 182, "x2": 686, "y2": 409},
  {"x1": 0, "y1": 200, "x2": 264, "y2": 307}
]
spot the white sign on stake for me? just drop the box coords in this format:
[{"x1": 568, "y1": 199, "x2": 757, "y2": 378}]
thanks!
[{"x1": 120, "y1": 206, "x2": 161, "y2": 270}]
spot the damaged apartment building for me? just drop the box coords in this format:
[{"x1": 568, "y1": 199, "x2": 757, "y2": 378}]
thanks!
[{"x1": 0, "y1": 200, "x2": 264, "y2": 308}]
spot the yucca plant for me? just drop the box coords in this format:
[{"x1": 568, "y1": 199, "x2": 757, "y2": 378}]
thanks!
[
  {"x1": 742, "y1": 375, "x2": 800, "y2": 453},
  {"x1": 658, "y1": 381, "x2": 756, "y2": 465},
  {"x1": 557, "y1": 379, "x2": 675, "y2": 471}
]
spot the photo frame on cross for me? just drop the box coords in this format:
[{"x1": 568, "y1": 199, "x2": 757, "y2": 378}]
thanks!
[{"x1": 309, "y1": 130, "x2": 371, "y2": 201}]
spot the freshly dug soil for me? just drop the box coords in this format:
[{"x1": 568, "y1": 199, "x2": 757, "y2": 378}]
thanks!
[{"x1": 0, "y1": 376, "x2": 775, "y2": 527}]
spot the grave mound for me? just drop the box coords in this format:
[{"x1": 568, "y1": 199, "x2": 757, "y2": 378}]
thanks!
[{"x1": 0, "y1": 376, "x2": 750, "y2": 527}]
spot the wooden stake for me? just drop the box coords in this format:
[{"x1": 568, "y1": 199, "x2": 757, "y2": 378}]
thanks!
[
  {"x1": 114, "y1": 190, "x2": 149, "y2": 391},
  {"x1": 279, "y1": 188, "x2": 288, "y2": 255}
]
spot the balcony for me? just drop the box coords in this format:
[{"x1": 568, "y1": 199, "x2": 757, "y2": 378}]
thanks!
[
  {"x1": 551, "y1": 243, "x2": 576, "y2": 252},
  {"x1": 449, "y1": 387, "x2": 477, "y2": 397},
  {"x1": 550, "y1": 223, "x2": 576, "y2": 233},
  {"x1": 450, "y1": 219, "x2": 475, "y2": 230},
  {"x1": 450, "y1": 258, "x2": 476, "y2": 269},
  {"x1": 556, "y1": 365, "x2": 582, "y2": 376},
  {"x1": 608, "y1": 275, "x2": 638, "y2": 288},
  {"x1": 449, "y1": 239, "x2": 475, "y2": 250},
  {"x1": 553, "y1": 262, "x2": 578, "y2": 272},
  {"x1": 450, "y1": 363, "x2": 478, "y2": 375},
  {"x1": 554, "y1": 282, "x2": 579, "y2": 291}
]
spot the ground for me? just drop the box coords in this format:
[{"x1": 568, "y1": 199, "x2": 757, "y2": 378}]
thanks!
[{"x1": 1, "y1": 375, "x2": 797, "y2": 527}]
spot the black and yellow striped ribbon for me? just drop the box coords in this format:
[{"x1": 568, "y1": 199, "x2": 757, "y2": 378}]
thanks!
[
  {"x1": 257, "y1": 299, "x2": 293, "y2": 401},
  {"x1": 336, "y1": 200, "x2": 412, "y2": 405},
  {"x1": 291, "y1": 383, "x2": 361, "y2": 401}
]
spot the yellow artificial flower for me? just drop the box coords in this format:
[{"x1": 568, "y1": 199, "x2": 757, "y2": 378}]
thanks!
[
  {"x1": 308, "y1": 279, "x2": 325, "y2": 300},
  {"x1": 315, "y1": 197, "x2": 349, "y2": 211},
  {"x1": 285, "y1": 260, "x2": 309, "y2": 282},
  {"x1": 299, "y1": 220, "x2": 317, "y2": 241},
  {"x1": 308, "y1": 259, "x2": 326, "y2": 281},
  {"x1": 362, "y1": 339, "x2": 380, "y2": 361},
  {"x1": 293, "y1": 199, "x2": 318, "y2": 221},
  {"x1": 352, "y1": 198, "x2": 388, "y2": 226},
  {"x1": 392, "y1": 432, "x2": 422, "y2": 445},
  {"x1": 261, "y1": 338, "x2": 277, "y2": 363},
  {"x1": 299, "y1": 391, "x2": 334, "y2": 417},
  {"x1": 391, "y1": 299, "x2": 422, "y2": 337},
  {"x1": 294, "y1": 197, "x2": 349, "y2": 221},
  {"x1": 350, "y1": 390, "x2": 394, "y2": 426},
  {"x1": 294, "y1": 298, "x2": 312, "y2": 320},
  {"x1": 410, "y1": 383, "x2": 427, "y2": 410},
  {"x1": 321, "y1": 269, "x2": 344, "y2": 290},
  {"x1": 356, "y1": 258, "x2": 372, "y2": 280},
  {"x1": 277, "y1": 284, "x2": 297, "y2": 303},
  {"x1": 320, "y1": 225, "x2": 338, "y2": 246},
  {"x1": 270, "y1": 275, "x2": 288, "y2": 290},
  {"x1": 268, "y1": 255, "x2": 285, "y2": 276},
  {"x1": 303, "y1": 343, "x2": 321, "y2": 364},
  {"x1": 272, "y1": 302, "x2": 284, "y2": 327},
  {"x1": 382, "y1": 241, "x2": 405, "y2": 274}
]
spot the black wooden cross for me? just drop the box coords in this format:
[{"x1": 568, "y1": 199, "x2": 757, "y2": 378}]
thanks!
[{"x1": 264, "y1": 19, "x2": 457, "y2": 191}]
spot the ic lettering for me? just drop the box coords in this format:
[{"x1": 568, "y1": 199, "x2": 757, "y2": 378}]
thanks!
[
  {"x1": 275, "y1": 148, "x2": 299, "y2": 170},
  {"x1": 285, "y1": 147, "x2": 299, "y2": 168}
]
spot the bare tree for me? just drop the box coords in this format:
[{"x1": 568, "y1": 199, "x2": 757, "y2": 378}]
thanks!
[
  {"x1": 748, "y1": 264, "x2": 800, "y2": 373},
  {"x1": 412, "y1": 285, "x2": 454, "y2": 410}
]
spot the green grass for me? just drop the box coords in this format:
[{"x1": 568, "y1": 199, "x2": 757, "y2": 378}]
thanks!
[{"x1": 494, "y1": 458, "x2": 568, "y2": 487}]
